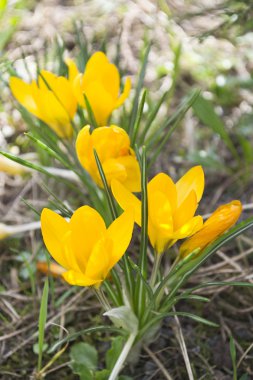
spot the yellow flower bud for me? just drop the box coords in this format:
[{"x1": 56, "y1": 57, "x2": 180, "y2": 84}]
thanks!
[
  {"x1": 76, "y1": 125, "x2": 141, "y2": 192},
  {"x1": 179, "y1": 200, "x2": 242, "y2": 258}
]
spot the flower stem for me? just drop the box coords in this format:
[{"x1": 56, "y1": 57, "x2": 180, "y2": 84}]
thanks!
[
  {"x1": 109, "y1": 332, "x2": 136, "y2": 380},
  {"x1": 150, "y1": 253, "x2": 162, "y2": 288},
  {"x1": 93, "y1": 287, "x2": 110, "y2": 311}
]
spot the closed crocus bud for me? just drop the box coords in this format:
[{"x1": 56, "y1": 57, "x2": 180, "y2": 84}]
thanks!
[
  {"x1": 76, "y1": 125, "x2": 141, "y2": 192},
  {"x1": 66, "y1": 52, "x2": 131, "y2": 126},
  {"x1": 179, "y1": 200, "x2": 242, "y2": 258},
  {"x1": 112, "y1": 166, "x2": 205, "y2": 254},
  {"x1": 10, "y1": 70, "x2": 77, "y2": 138},
  {"x1": 41, "y1": 206, "x2": 134, "y2": 287}
]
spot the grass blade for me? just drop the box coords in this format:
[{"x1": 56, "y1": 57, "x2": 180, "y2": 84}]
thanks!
[{"x1": 38, "y1": 279, "x2": 49, "y2": 372}]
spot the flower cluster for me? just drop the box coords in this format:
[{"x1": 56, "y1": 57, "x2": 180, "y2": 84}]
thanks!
[{"x1": 7, "y1": 48, "x2": 247, "y2": 380}]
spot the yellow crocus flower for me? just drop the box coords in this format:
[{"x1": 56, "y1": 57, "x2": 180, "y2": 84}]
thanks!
[
  {"x1": 9, "y1": 71, "x2": 77, "y2": 138},
  {"x1": 76, "y1": 125, "x2": 141, "y2": 192},
  {"x1": 179, "y1": 200, "x2": 242, "y2": 258},
  {"x1": 66, "y1": 52, "x2": 131, "y2": 126},
  {"x1": 40, "y1": 206, "x2": 134, "y2": 287},
  {"x1": 112, "y1": 166, "x2": 205, "y2": 254}
]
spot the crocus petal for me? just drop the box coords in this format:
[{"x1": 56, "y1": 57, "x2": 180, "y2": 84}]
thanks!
[
  {"x1": 76, "y1": 125, "x2": 93, "y2": 171},
  {"x1": 114, "y1": 155, "x2": 141, "y2": 192},
  {"x1": 176, "y1": 166, "x2": 204, "y2": 206},
  {"x1": 148, "y1": 190, "x2": 174, "y2": 253},
  {"x1": 111, "y1": 179, "x2": 141, "y2": 226},
  {"x1": 85, "y1": 237, "x2": 113, "y2": 281},
  {"x1": 41, "y1": 208, "x2": 71, "y2": 270},
  {"x1": 63, "y1": 270, "x2": 101, "y2": 286},
  {"x1": 9, "y1": 77, "x2": 41, "y2": 118},
  {"x1": 101, "y1": 62, "x2": 120, "y2": 100},
  {"x1": 107, "y1": 210, "x2": 134, "y2": 266},
  {"x1": 91, "y1": 125, "x2": 130, "y2": 162},
  {"x1": 65, "y1": 58, "x2": 80, "y2": 85},
  {"x1": 83, "y1": 81, "x2": 115, "y2": 125},
  {"x1": 180, "y1": 200, "x2": 242, "y2": 257},
  {"x1": 173, "y1": 190, "x2": 197, "y2": 230},
  {"x1": 115, "y1": 77, "x2": 131, "y2": 108},
  {"x1": 148, "y1": 173, "x2": 177, "y2": 212},
  {"x1": 173, "y1": 215, "x2": 203, "y2": 240},
  {"x1": 69, "y1": 206, "x2": 106, "y2": 272}
]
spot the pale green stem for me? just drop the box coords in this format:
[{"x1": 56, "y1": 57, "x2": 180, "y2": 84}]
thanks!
[
  {"x1": 93, "y1": 287, "x2": 110, "y2": 311},
  {"x1": 109, "y1": 332, "x2": 137, "y2": 380},
  {"x1": 149, "y1": 252, "x2": 162, "y2": 289}
]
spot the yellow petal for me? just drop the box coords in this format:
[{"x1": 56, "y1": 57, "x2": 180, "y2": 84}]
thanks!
[
  {"x1": 32, "y1": 88, "x2": 73, "y2": 137},
  {"x1": 82, "y1": 52, "x2": 110, "y2": 86},
  {"x1": 101, "y1": 158, "x2": 127, "y2": 187},
  {"x1": 92, "y1": 125, "x2": 130, "y2": 162},
  {"x1": 176, "y1": 166, "x2": 204, "y2": 206},
  {"x1": 180, "y1": 200, "x2": 242, "y2": 257},
  {"x1": 69, "y1": 206, "x2": 106, "y2": 272},
  {"x1": 9, "y1": 77, "x2": 41, "y2": 118},
  {"x1": 63, "y1": 270, "x2": 101, "y2": 286},
  {"x1": 107, "y1": 210, "x2": 134, "y2": 266},
  {"x1": 82, "y1": 81, "x2": 115, "y2": 125},
  {"x1": 173, "y1": 215, "x2": 203, "y2": 240},
  {"x1": 76, "y1": 125, "x2": 93, "y2": 171},
  {"x1": 115, "y1": 77, "x2": 131, "y2": 108},
  {"x1": 111, "y1": 179, "x2": 141, "y2": 226},
  {"x1": 114, "y1": 155, "x2": 141, "y2": 192},
  {"x1": 173, "y1": 190, "x2": 197, "y2": 230},
  {"x1": 148, "y1": 173, "x2": 177, "y2": 212},
  {"x1": 85, "y1": 237, "x2": 113, "y2": 281},
  {"x1": 100, "y1": 62, "x2": 120, "y2": 100},
  {"x1": 40, "y1": 208, "x2": 71, "y2": 270},
  {"x1": 65, "y1": 58, "x2": 80, "y2": 85},
  {"x1": 148, "y1": 190, "x2": 173, "y2": 253}
]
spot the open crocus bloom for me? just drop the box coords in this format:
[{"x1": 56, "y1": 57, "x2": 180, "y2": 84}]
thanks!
[
  {"x1": 112, "y1": 166, "x2": 205, "y2": 254},
  {"x1": 41, "y1": 206, "x2": 134, "y2": 287},
  {"x1": 179, "y1": 200, "x2": 242, "y2": 258},
  {"x1": 76, "y1": 125, "x2": 141, "y2": 192},
  {"x1": 9, "y1": 71, "x2": 77, "y2": 138},
  {"x1": 66, "y1": 51, "x2": 131, "y2": 126}
]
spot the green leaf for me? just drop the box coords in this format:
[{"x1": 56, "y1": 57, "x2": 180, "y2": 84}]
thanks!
[
  {"x1": 49, "y1": 326, "x2": 124, "y2": 353},
  {"x1": 84, "y1": 94, "x2": 99, "y2": 129},
  {"x1": 131, "y1": 88, "x2": 147, "y2": 145},
  {"x1": 106, "y1": 336, "x2": 125, "y2": 371},
  {"x1": 38, "y1": 279, "x2": 49, "y2": 371},
  {"x1": 70, "y1": 342, "x2": 98, "y2": 372},
  {"x1": 167, "y1": 312, "x2": 219, "y2": 327},
  {"x1": 229, "y1": 335, "x2": 237, "y2": 380},
  {"x1": 104, "y1": 306, "x2": 139, "y2": 334},
  {"x1": 193, "y1": 95, "x2": 239, "y2": 161},
  {"x1": 128, "y1": 43, "x2": 151, "y2": 137},
  {"x1": 95, "y1": 369, "x2": 110, "y2": 380}
]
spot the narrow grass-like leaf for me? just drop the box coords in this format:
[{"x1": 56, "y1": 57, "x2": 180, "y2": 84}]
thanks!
[
  {"x1": 230, "y1": 335, "x2": 237, "y2": 380},
  {"x1": 38, "y1": 279, "x2": 49, "y2": 371},
  {"x1": 84, "y1": 94, "x2": 99, "y2": 129},
  {"x1": 148, "y1": 90, "x2": 200, "y2": 167},
  {"x1": 49, "y1": 326, "x2": 125, "y2": 353},
  {"x1": 139, "y1": 88, "x2": 170, "y2": 145},
  {"x1": 134, "y1": 147, "x2": 148, "y2": 319},
  {"x1": 193, "y1": 95, "x2": 239, "y2": 161},
  {"x1": 93, "y1": 149, "x2": 117, "y2": 220},
  {"x1": 128, "y1": 44, "x2": 151, "y2": 137},
  {"x1": 132, "y1": 89, "x2": 147, "y2": 146},
  {"x1": 166, "y1": 311, "x2": 219, "y2": 327}
]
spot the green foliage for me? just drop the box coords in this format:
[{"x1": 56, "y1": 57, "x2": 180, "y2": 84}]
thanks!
[{"x1": 38, "y1": 279, "x2": 49, "y2": 372}]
